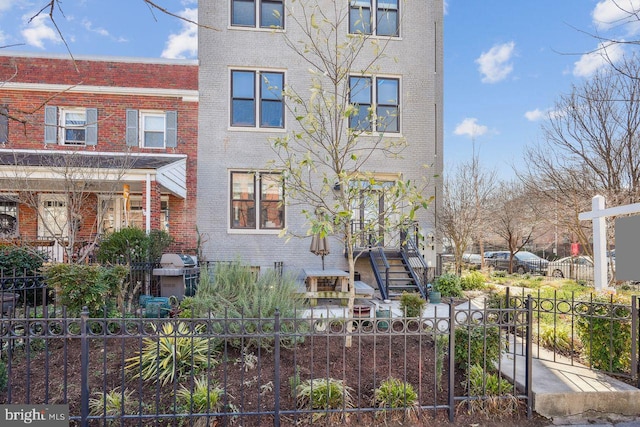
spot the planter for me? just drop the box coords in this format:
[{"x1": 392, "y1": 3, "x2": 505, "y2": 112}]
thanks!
[
  {"x1": 375, "y1": 309, "x2": 391, "y2": 330},
  {"x1": 1, "y1": 293, "x2": 19, "y2": 314},
  {"x1": 429, "y1": 291, "x2": 442, "y2": 304}
]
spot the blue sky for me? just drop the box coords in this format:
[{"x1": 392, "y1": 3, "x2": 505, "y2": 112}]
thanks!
[{"x1": 0, "y1": 0, "x2": 637, "y2": 180}]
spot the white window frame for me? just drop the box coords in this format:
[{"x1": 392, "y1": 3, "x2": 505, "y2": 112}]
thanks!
[
  {"x1": 99, "y1": 195, "x2": 170, "y2": 234},
  {"x1": 59, "y1": 107, "x2": 87, "y2": 146},
  {"x1": 349, "y1": 0, "x2": 400, "y2": 37},
  {"x1": 140, "y1": 111, "x2": 166, "y2": 149},
  {"x1": 230, "y1": 0, "x2": 284, "y2": 29},
  {"x1": 229, "y1": 170, "x2": 285, "y2": 233}
]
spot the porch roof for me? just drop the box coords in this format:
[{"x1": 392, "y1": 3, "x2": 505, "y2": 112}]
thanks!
[{"x1": 0, "y1": 149, "x2": 188, "y2": 198}]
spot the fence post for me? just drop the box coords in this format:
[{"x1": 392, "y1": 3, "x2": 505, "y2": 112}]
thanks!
[
  {"x1": 80, "y1": 307, "x2": 90, "y2": 427},
  {"x1": 632, "y1": 296, "x2": 638, "y2": 386},
  {"x1": 447, "y1": 301, "x2": 455, "y2": 423},
  {"x1": 274, "y1": 309, "x2": 281, "y2": 427},
  {"x1": 525, "y1": 295, "x2": 533, "y2": 419}
]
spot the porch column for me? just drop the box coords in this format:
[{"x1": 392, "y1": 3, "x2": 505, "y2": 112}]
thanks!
[{"x1": 142, "y1": 175, "x2": 161, "y2": 232}]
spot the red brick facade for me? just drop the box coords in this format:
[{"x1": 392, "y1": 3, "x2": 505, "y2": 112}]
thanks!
[{"x1": 0, "y1": 53, "x2": 198, "y2": 258}]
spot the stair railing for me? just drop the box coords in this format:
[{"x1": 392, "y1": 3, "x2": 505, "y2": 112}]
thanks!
[
  {"x1": 400, "y1": 222, "x2": 429, "y2": 299},
  {"x1": 370, "y1": 246, "x2": 391, "y2": 300}
]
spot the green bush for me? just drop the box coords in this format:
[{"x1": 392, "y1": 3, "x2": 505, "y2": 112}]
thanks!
[
  {"x1": 89, "y1": 388, "x2": 139, "y2": 424},
  {"x1": 125, "y1": 322, "x2": 214, "y2": 385},
  {"x1": 538, "y1": 325, "x2": 575, "y2": 355},
  {"x1": 96, "y1": 228, "x2": 173, "y2": 264},
  {"x1": 467, "y1": 364, "x2": 512, "y2": 396},
  {"x1": 454, "y1": 325, "x2": 501, "y2": 374},
  {"x1": 0, "y1": 245, "x2": 47, "y2": 275},
  {"x1": 44, "y1": 264, "x2": 129, "y2": 316},
  {"x1": 460, "y1": 271, "x2": 487, "y2": 291},
  {"x1": 434, "y1": 273, "x2": 463, "y2": 298},
  {"x1": 399, "y1": 292, "x2": 426, "y2": 317},
  {"x1": 181, "y1": 262, "x2": 305, "y2": 350},
  {"x1": 296, "y1": 378, "x2": 354, "y2": 414},
  {"x1": 575, "y1": 294, "x2": 631, "y2": 373},
  {"x1": 176, "y1": 376, "x2": 225, "y2": 413},
  {"x1": 373, "y1": 377, "x2": 418, "y2": 410}
]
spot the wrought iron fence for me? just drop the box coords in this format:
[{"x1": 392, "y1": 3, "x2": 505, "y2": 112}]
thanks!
[{"x1": 0, "y1": 300, "x2": 533, "y2": 426}]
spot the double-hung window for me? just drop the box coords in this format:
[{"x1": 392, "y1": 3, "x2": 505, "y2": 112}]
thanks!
[
  {"x1": 231, "y1": 0, "x2": 284, "y2": 29},
  {"x1": 231, "y1": 171, "x2": 284, "y2": 230},
  {"x1": 349, "y1": 76, "x2": 400, "y2": 133},
  {"x1": 126, "y1": 110, "x2": 177, "y2": 149},
  {"x1": 231, "y1": 70, "x2": 284, "y2": 129},
  {"x1": 44, "y1": 106, "x2": 98, "y2": 146},
  {"x1": 349, "y1": 0, "x2": 399, "y2": 36}
]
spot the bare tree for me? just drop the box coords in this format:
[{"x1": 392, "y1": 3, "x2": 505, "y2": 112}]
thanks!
[
  {"x1": 0, "y1": 150, "x2": 134, "y2": 263},
  {"x1": 437, "y1": 158, "x2": 495, "y2": 274},
  {"x1": 521, "y1": 56, "x2": 640, "y2": 256},
  {"x1": 489, "y1": 181, "x2": 539, "y2": 273}
]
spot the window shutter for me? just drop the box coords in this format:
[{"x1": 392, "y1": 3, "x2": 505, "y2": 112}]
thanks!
[
  {"x1": 44, "y1": 106, "x2": 57, "y2": 144},
  {"x1": 126, "y1": 109, "x2": 138, "y2": 147},
  {"x1": 85, "y1": 108, "x2": 98, "y2": 146},
  {"x1": 165, "y1": 110, "x2": 177, "y2": 148},
  {"x1": 0, "y1": 105, "x2": 7, "y2": 144}
]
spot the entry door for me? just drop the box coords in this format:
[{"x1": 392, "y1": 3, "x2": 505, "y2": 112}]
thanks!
[
  {"x1": 352, "y1": 182, "x2": 398, "y2": 248},
  {"x1": 38, "y1": 194, "x2": 68, "y2": 239}
]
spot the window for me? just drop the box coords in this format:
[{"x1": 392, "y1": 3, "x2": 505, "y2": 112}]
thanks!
[
  {"x1": 38, "y1": 195, "x2": 68, "y2": 239},
  {"x1": 349, "y1": 76, "x2": 399, "y2": 133},
  {"x1": 231, "y1": 171, "x2": 284, "y2": 230},
  {"x1": 44, "y1": 106, "x2": 98, "y2": 146},
  {"x1": 126, "y1": 110, "x2": 177, "y2": 148},
  {"x1": 231, "y1": 0, "x2": 284, "y2": 28},
  {"x1": 349, "y1": 0, "x2": 398, "y2": 36},
  {"x1": 231, "y1": 70, "x2": 284, "y2": 128},
  {"x1": 0, "y1": 198, "x2": 17, "y2": 238},
  {"x1": 100, "y1": 195, "x2": 169, "y2": 234}
]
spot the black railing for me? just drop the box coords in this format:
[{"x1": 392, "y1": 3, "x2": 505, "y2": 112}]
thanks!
[{"x1": 0, "y1": 301, "x2": 533, "y2": 426}]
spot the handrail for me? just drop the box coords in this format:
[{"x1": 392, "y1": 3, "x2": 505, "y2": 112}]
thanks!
[
  {"x1": 400, "y1": 222, "x2": 429, "y2": 299},
  {"x1": 370, "y1": 246, "x2": 391, "y2": 300}
]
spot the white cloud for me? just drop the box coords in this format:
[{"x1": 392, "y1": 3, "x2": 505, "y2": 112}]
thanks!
[
  {"x1": 524, "y1": 109, "x2": 545, "y2": 122},
  {"x1": 0, "y1": 0, "x2": 12, "y2": 13},
  {"x1": 592, "y1": 0, "x2": 640, "y2": 35},
  {"x1": 82, "y1": 19, "x2": 110, "y2": 37},
  {"x1": 573, "y1": 41, "x2": 624, "y2": 77},
  {"x1": 475, "y1": 41, "x2": 515, "y2": 84},
  {"x1": 454, "y1": 118, "x2": 488, "y2": 138},
  {"x1": 21, "y1": 13, "x2": 60, "y2": 49},
  {"x1": 161, "y1": 7, "x2": 197, "y2": 59}
]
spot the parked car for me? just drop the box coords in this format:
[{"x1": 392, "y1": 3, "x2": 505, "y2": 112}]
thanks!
[
  {"x1": 485, "y1": 251, "x2": 549, "y2": 274},
  {"x1": 462, "y1": 253, "x2": 482, "y2": 265},
  {"x1": 548, "y1": 256, "x2": 594, "y2": 281}
]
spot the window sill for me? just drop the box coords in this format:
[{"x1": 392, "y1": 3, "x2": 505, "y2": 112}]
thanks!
[
  {"x1": 228, "y1": 228, "x2": 283, "y2": 235},
  {"x1": 227, "y1": 126, "x2": 287, "y2": 133}
]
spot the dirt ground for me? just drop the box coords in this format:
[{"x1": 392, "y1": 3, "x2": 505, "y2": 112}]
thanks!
[{"x1": 0, "y1": 323, "x2": 552, "y2": 426}]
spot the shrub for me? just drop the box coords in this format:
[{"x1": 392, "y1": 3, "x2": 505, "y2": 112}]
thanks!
[
  {"x1": 125, "y1": 322, "x2": 214, "y2": 385},
  {"x1": 460, "y1": 271, "x2": 487, "y2": 291},
  {"x1": 575, "y1": 294, "x2": 631, "y2": 373},
  {"x1": 373, "y1": 377, "x2": 418, "y2": 411},
  {"x1": 0, "y1": 245, "x2": 47, "y2": 275},
  {"x1": 296, "y1": 378, "x2": 354, "y2": 414},
  {"x1": 399, "y1": 292, "x2": 426, "y2": 317},
  {"x1": 434, "y1": 273, "x2": 463, "y2": 298},
  {"x1": 0, "y1": 359, "x2": 7, "y2": 392},
  {"x1": 96, "y1": 228, "x2": 173, "y2": 264},
  {"x1": 89, "y1": 388, "x2": 139, "y2": 425},
  {"x1": 538, "y1": 325, "x2": 576, "y2": 355},
  {"x1": 467, "y1": 364, "x2": 512, "y2": 396},
  {"x1": 44, "y1": 264, "x2": 129, "y2": 316},
  {"x1": 176, "y1": 376, "x2": 225, "y2": 413},
  {"x1": 454, "y1": 325, "x2": 501, "y2": 374},
  {"x1": 183, "y1": 262, "x2": 305, "y2": 350}
]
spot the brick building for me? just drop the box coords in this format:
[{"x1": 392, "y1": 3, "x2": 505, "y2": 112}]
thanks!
[
  {"x1": 0, "y1": 52, "x2": 198, "y2": 262},
  {"x1": 196, "y1": 1, "x2": 443, "y2": 280}
]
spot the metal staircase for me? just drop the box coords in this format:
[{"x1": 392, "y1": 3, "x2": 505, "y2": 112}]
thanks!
[{"x1": 369, "y1": 234, "x2": 429, "y2": 300}]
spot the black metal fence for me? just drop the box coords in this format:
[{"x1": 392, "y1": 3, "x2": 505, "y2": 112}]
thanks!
[{"x1": 0, "y1": 293, "x2": 534, "y2": 426}]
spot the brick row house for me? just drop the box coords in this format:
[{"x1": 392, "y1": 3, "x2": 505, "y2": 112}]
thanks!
[
  {"x1": 196, "y1": 0, "x2": 443, "y2": 281},
  {"x1": 0, "y1": 52, "x2": 198, "y2": 262}
]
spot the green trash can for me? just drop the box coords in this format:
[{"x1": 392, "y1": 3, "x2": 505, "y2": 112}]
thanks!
[{"x1": 375, "y1": 309, "x2": 390, "y2": 331}]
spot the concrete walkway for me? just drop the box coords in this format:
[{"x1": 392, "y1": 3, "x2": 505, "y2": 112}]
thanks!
[{"x1": 303, "y1": 297, "x2": 640, "y2": 425}]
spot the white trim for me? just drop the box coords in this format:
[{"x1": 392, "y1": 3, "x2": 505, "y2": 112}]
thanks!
[
  {"x1": 0, "y1": 82, "x2": 199, "y2": 102},
  {"x1": 58, "y1": 107, "x2": 87, "y2": 146},
  {"x1": 139, "y1": 111, "x2": 166, "y2": 149}
]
